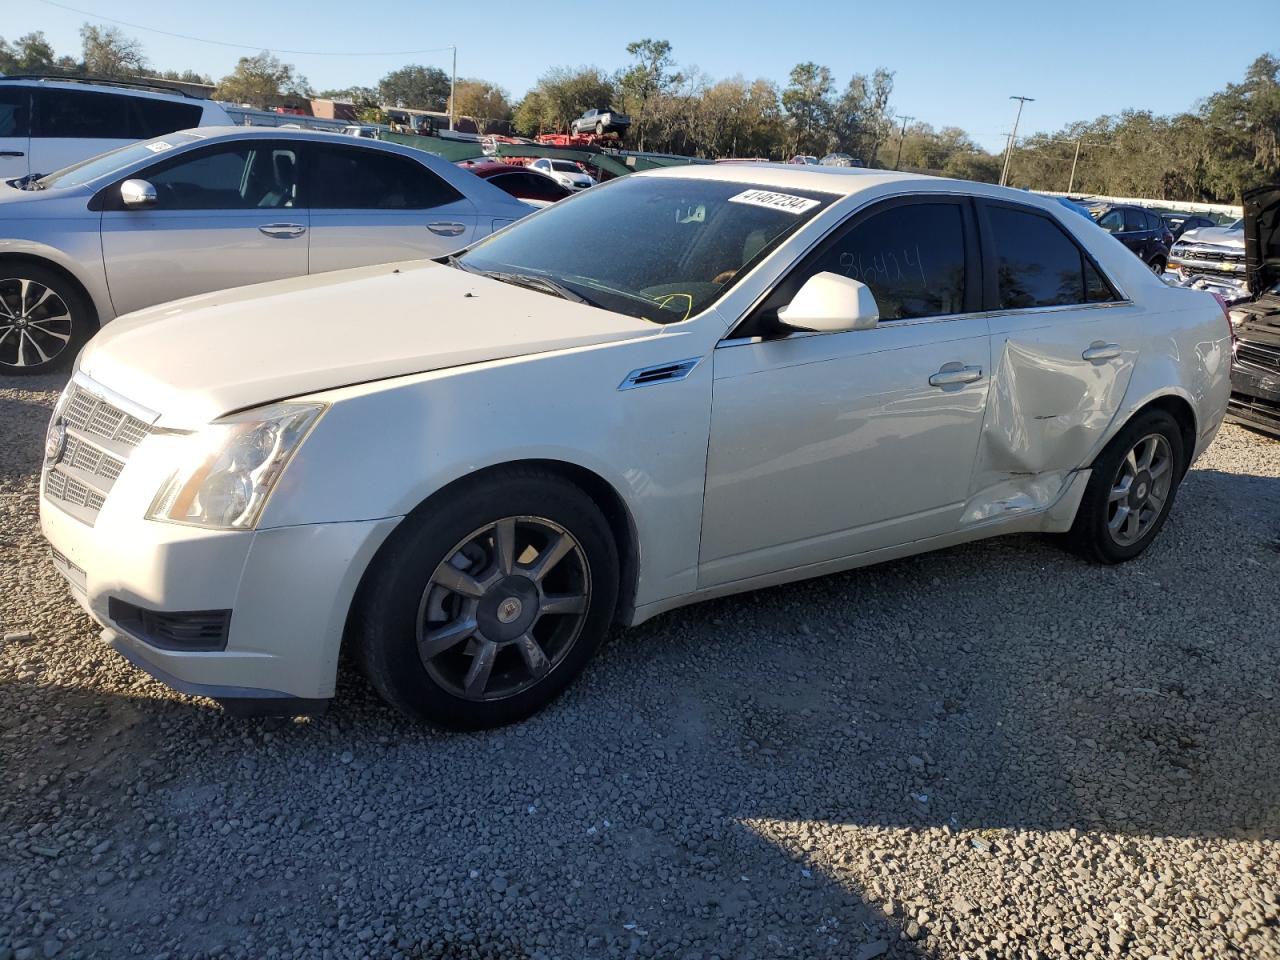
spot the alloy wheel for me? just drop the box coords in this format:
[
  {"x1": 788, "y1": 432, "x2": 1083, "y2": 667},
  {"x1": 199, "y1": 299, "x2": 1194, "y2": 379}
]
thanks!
[
  {"x1": 1107, "y1": 433, "x2": 1173, "y2": 546},
  {"x1": 0, "y1": 278, "x2": 73, "y2": 370},
  {"x1": 417, "y1": 516, "x2": 591, "y2": 702}
]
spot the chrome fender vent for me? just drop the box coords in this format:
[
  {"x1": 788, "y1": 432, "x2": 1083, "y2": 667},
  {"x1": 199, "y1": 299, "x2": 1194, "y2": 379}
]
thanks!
[{"x1": 619, "y1": 357, "x2": 700, "y2": 390}]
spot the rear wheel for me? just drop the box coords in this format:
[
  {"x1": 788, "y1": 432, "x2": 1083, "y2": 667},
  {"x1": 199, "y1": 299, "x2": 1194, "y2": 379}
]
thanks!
[
  {"x1": 1149, "y1": 256, "x2": 1167, "y2": 275},
  {"x1": 1067, "y1": 409, "x2": 1185, "y2": 563},
  {"x1": 595, "y1": 121, "x2": 605, "y2": 136},
  {"x1": 354, "y1": 469, "x2": 619, "y2": 728},
  {"x1": 0, "y1": 264, "x2": 95, "y2": 375}
]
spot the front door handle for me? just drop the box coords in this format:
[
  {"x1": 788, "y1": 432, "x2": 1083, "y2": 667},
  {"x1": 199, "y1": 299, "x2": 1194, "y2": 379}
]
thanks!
[
  {"x1": 427, "y1": 221, "x2": 467, "y2": 237},
  {"x1": 0, "y1": 151, "x2": 24, "y2": 158},
  {"x1": 259, "y1": 222, "x2": 306, "y2": 238},
  {"x1": 929, "y1": 363, "x2": 983, "y2": 388},
  {"x1": 1082, "y1": 341, "x2": 1122, "y2": 363}
]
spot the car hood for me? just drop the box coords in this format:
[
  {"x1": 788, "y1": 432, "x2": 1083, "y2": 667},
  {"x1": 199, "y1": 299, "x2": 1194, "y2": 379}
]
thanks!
[
  {"x1": 0, "y1": 181, "x2": 86, "y2": 214},
  {"x1": 79, "y1": 260, "x2": 661, "y2": 425},
  {"x1": 1176, "y1": 224, "x2": 1244, "y2": 249},
  {"x1": 1245, "y1": 185, "x2": 1280, "y2": 296}
]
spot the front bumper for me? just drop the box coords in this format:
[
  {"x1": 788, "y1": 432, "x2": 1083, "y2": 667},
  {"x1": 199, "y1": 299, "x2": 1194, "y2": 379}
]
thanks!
[
  {"x1": 1228, "y1": 352, "x2": 1280, "y2": 438},
  {"x1": 42, "y1": 498, "x2": 399, "y2": 702}
]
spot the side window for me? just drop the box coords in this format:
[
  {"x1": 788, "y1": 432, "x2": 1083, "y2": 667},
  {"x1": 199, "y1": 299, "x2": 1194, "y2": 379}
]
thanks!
[
  {"x1": 142, "y1": 144, "x2": 299, "y2": 210},
  {"x1": 496, "y1": 171, "x2": 568, "y2": 202},
  {"x1": 1123, "y1": 208, "x2": 1146, "y2": 232},
  {"x1": 131, "y1": 99, "x2": 203, "y2": 139},
  {"x1": 987, "y1": 204, "x2": 1115, "y2": 309},
  {"x1": 34, "y1": 89, "x2": 132, "y2": 138},
  {"x1": 1097, "y1": 210, "x2": 1123, "y2": 233},
  {"x1": 0, "y1": 88, "x2": 30, "y2": 137},
  {"x1": 310, "y1": 146, "x2": 462, "y2": 210},
  {"x1": 803, "y1": 202, "x2": 967, "y2": 321}
]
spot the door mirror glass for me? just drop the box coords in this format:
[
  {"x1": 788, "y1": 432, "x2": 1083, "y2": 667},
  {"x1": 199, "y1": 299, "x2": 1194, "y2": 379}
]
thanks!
[
  {"x1": 777, "y1": 271, "x2": 879, "y2": 333},
  {"x1": 120, "y1": 178, "x2": 157, "y2": 208}
]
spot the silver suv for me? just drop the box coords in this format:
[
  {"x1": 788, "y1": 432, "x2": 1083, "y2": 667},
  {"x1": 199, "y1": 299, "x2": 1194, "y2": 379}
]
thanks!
[
  {"x1": 0, "y1": 126, "x2": 531, "y2": 373},
  {"x1": 0, "y1": 75, "x2": 232, "y2": 181}
]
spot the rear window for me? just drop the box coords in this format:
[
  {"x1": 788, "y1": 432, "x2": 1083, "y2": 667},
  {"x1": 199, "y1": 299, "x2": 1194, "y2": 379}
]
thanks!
[
  {"x1": 987, "y1": 204, "x2": 1116, "y2": 308},
  {"x1": 309, "y1": 145, "x2": 462, "y2": 210}
]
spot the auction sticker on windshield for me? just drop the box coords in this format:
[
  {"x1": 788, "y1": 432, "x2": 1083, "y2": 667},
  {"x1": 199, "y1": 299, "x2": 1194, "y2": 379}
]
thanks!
[
  {"x1": 144, "y1": 141, "x2": 175, "y2": 153},
  {"x1": 729, "y1": 189, "x2": 821, "y2": 215}
]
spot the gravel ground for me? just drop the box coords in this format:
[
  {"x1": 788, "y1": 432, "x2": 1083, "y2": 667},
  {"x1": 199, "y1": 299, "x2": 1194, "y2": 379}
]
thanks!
[{"x1": 2, "y1": 371, "x2": 1278, "y2": 960}]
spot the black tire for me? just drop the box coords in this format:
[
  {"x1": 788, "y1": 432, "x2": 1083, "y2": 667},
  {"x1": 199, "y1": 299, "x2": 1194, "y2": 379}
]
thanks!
[
  {"x1": 595, "y1": 121, "x2": 604, "y2": 136},
  {"x1": 0, "y1": 261, "x2": 96, "y2": 376},
  {"x1": 1068, "y1": 409, "x2": 1185, "y2": 564},
  {"x1": 353, "y1": 467, "x2": 619, "y2": 729},
  {"x1": 1149, "y1": 256, "x2": 1167, "y2": 275}
]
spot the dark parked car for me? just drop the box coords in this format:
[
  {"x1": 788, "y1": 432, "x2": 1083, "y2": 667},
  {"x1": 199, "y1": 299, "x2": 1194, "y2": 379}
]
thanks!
[
  {"x1": 456, "y1": 160, "x2": 573, "y2": 207},
  {"x1": 1092, "y1": 204, "x2": 1174, "y2": 273},
  {"x1": 1224, "y1": 186, "x2": 1280, "y2": 437},
  {"x1": 1163, "y1": 213, "x2": 1217, "y2": 240}
]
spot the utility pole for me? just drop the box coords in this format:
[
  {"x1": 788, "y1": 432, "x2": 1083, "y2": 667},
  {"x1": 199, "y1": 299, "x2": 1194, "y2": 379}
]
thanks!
[
  {"x1": 448, "y1": 45, "x2": 457, "y2": 131},
  {"x1": 893, "y1": 114, "x2": 915, "y2": 170},
  {"x1": 999, "y1": 95, "x2": 1034, "y2": 187},
  {"x1": 1067, "y1": 138, "x2": 1082, "y2": 193}
]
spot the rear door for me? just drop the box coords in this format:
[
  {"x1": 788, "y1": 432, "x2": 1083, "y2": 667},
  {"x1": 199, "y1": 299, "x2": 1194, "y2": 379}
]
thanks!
[
  {"x1": 973, "y1": 199, "x2": 1139, "y2": 518},
  {"x1": 0, "y1": 86, "x2": 31, "y2": 179},
  {"x1": 100, "y1": 139, "x2": 308, "y2": 315},
  {"x1": 305, "y1": 143, "x2": 478, "y2": 273}
]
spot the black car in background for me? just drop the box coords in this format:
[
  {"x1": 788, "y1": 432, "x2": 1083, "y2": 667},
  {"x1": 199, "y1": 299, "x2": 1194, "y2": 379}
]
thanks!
[
  {"x1": 1224, "y1": 186, "x2": 1280, "y2": 437},
  {"x1": 1163, "y1": 213, "x2": 1218, "y2": 240},
  {"x1": 1092, "y1": 204, "x2": 1174, "y2": 273}
]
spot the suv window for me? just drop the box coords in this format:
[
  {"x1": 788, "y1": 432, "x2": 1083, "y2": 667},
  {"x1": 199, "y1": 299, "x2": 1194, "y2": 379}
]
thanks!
[
  {"x1": 800, "y1": 202, "x2": 968, "y2": 321},
  {"x1": 141, "y1": 143, "x2": 299, "y2": 210},
  {"x1": 0, "y1": 88, "x2": 30, "y2": 138},
  {"x1": 1097, "y1": 210, "x2": 1123, "y2": 233},
  {"x1": 1123, "y1": 208, "x2": 1147, "y2": 232},
  {"x1": 987, "y1": 204, "x2": 1115, "y2": 308},
  {"x1": 309, "y1": 145, "x2": 461, "y2": 209},
  {"x1": 33, "y1": 88, "x2": 202, "y2": 139}
]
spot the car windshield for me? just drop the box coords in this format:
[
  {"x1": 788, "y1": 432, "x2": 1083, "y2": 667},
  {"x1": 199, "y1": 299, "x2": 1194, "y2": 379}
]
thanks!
[
  {"x1": 35, "y1": 133, "x2": 203, "y2": 189},
  {"x1": 455, "y1": 176, "x2": 833, "y2": 324},
  {"x1": 550, "y1": 160, "x2": 582, "y2": 173}
]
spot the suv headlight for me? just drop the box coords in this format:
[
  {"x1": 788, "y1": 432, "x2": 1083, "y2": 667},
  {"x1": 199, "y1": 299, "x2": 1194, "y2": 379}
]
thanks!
[{"x1": 146, "y1": 402, "x2": 325, "y2": 530}]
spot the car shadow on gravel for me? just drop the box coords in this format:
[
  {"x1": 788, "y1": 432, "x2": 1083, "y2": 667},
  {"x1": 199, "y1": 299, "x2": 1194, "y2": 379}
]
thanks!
[{"x1": 4, "y1": 453, "x2": 1278, "y2": 957}]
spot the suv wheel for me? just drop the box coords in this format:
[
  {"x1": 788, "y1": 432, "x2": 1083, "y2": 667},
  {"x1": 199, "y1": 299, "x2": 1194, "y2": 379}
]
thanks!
[
  {"x1": 0, "y1": 264, "x2": 95, "y2": 375},
  {"x1": 354, "y1": 468, "x2": 619, "y2": 728},
  {"x1": 1149, "y1": 256, "x2": 1167, "y2": 275},
  {"x1": 1067, "y1": 409, "x2": 1185, "y2": 564}
]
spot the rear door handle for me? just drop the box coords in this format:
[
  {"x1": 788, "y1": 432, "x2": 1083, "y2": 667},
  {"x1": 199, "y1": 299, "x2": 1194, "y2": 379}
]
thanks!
[
  {"x1": 0, "y1": 151, "x2": 24, "y2": 158},
  {"x1": 427, "y1": 221, "x2": 467, "y2": 237},
  {"x1": 928, "y1": 363, "x2": 983, "y2": 388},
  {"x1": 259, "y1": 222, "x2": 306, "y2": 238},
  {"x1": 1082, "y1": 341, "x2": 1122, "y2": 363}
]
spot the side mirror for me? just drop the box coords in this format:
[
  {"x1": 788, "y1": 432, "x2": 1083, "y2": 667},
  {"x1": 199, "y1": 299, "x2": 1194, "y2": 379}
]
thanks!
[
  {"x1": 120, "y1": 179, "x2": 157, "y2": 209},
  {"x1": 777, "y1": 271, "x2": 879, "y2": 333}
]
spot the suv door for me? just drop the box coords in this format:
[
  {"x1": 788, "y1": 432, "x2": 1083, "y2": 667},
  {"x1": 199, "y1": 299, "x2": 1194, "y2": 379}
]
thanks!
[
  {"x1": 699, "y1": 196, "x2": 991, "y2": 587},
  {"x1": 99, "y1": 139, "x2": 308, "y2": 316},
  {"x1": 0, "y1": 86, "x2": 31, "y2": 179},
  {"x1": 305, "y1": 144, "x2": 478, "y2": 273},
  {"x1": 973, "y1": 199, "x2": 1139, "y2": 519}
]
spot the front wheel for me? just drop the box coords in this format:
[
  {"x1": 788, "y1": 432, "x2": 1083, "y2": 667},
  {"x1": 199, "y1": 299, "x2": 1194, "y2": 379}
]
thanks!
[
  {"x1": 1067, "y1": 409, "x2": 1185, "y2": 563},
  {"x1": 0, "y1": 264, "x2": 96, "y2": 375},
  {"x1": 1149, "y1": 257, "x2": 1167, "y2": 275},
  {"x1": 353, "y1": 469, "x2": 619, "y2": 728}
]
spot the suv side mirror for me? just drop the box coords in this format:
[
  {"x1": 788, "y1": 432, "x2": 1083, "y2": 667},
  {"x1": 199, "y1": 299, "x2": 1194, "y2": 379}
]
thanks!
[
  {"x1": 120, "y1": 179, "x2": 157, "y2": 208},
  {"x1": 778, "y1": 272, "x2": 879, "y2": 333}
]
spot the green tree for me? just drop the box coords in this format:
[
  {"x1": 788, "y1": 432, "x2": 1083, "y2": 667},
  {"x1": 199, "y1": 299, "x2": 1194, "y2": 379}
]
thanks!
[
  {"x1": 377, "y1": 65, "x2": 451, "y2": 111},
  {"x1": 0, "y1": 32, "x2": 58, "y2": 74},
  {"x1": 214, "y1": 52, "x2": 311, "y2": 108},
  {"x1": 781, "y1": 62, "x2": 834, "y2": 156},
  {"x1": 453, "y1": 79, "x2": 513, "y2": 132},
  {"x1": 513, "y1": 67, "x2": 616, "y2": 135},
  {"x1": 79, "y1": 24, "x2": 148, "y2": 78},
  {"x1": 618, "y1": 38, "x2": 682, "y2": 148}
]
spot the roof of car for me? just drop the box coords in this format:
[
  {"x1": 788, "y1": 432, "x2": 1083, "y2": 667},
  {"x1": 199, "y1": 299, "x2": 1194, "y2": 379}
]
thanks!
[
  {"x1": 0, "y1": 74, "x2": 205, "y2": 102},
  {"x1": 636, "y1": 161, "x2": 932, "y2": 196}
]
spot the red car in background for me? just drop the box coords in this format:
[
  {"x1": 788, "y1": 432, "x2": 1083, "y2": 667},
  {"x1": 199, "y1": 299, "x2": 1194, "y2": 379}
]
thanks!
[{"x1": 456, "y1": 161, "x2": 573, "y2": 208}]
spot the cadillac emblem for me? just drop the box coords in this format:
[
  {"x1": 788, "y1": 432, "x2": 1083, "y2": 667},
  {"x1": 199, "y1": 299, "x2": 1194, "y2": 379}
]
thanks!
[{"x1": 45, "y1": 421, "x2": 67, "y2": 465}]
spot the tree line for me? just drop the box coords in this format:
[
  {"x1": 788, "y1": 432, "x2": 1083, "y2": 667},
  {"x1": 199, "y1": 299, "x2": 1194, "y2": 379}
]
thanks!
[{"x1": 2, "y1": 27, "x2": 1277, "y2": 203}]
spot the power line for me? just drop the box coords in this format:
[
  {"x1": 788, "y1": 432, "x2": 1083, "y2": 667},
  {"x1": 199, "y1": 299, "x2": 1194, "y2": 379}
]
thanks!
[{"x1": 34, "y1": 0, "x2": 457, "y2": 57}]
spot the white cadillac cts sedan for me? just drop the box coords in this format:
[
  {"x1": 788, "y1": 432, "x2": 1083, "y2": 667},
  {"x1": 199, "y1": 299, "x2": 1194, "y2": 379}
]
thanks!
[{"x1": 40, "y1": 165, "x2": 1232, "y2": 727}]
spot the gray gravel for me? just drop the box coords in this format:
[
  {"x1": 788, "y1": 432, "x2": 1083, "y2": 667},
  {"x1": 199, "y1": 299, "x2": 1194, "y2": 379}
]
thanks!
[{"x1": 2, "y1": 371, "x2": 1279, "y2": 960}]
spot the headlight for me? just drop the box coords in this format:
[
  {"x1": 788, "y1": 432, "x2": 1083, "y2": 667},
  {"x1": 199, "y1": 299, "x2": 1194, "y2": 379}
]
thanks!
[{"x1": 146, "y1": 402, "x2": 325, "y2": 530}]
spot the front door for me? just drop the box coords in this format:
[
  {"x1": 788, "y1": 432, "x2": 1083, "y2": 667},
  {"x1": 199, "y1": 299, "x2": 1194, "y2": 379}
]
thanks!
[
  {"x1": 699, "y1": 197, "x2": 991, "y2": 587},
  {"x1": 0, "y1": 87, "x2": 31, "y2": 180},
  {"x1": 305, "y1": 143, "x2": 478, "y2": 274},
  {"x1": 101, "y1": 140, "x2": 308, "y2": 316}
]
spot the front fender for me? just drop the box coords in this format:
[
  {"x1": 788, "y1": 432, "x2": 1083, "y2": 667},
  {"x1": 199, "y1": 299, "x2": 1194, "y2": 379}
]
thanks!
[{"x1": 0, "y1": 230, "x2": 113, "y2": 323}]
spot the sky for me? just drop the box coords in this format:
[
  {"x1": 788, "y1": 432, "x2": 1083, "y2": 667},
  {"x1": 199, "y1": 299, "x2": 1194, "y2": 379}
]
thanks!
[{"x1": 8, "y1": 0, "x2": 1278, "y2": 152}]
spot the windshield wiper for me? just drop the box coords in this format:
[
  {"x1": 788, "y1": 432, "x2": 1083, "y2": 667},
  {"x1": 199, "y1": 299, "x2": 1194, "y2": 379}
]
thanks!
[
  {"x1": 442, "y1": 253, "x2": 480, "y2": 273},
  {"x1": 484, "y1": 271, "x2": 599, "y2": 307}
]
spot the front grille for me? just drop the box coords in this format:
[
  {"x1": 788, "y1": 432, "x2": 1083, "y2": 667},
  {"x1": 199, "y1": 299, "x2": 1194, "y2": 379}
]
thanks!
[
  {"x1": 61, "y1": 384, "x2": 151, "y2": 448},
  {"x1": 43, "y1": 381, "x2": 155, "y2": 525},
  {"x1": 1236, "y1": 340, "x2": 1280, "y2": 373},
  {"x1": 1173, "y1": 247, "x2": 1241, "y2": 264}
]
